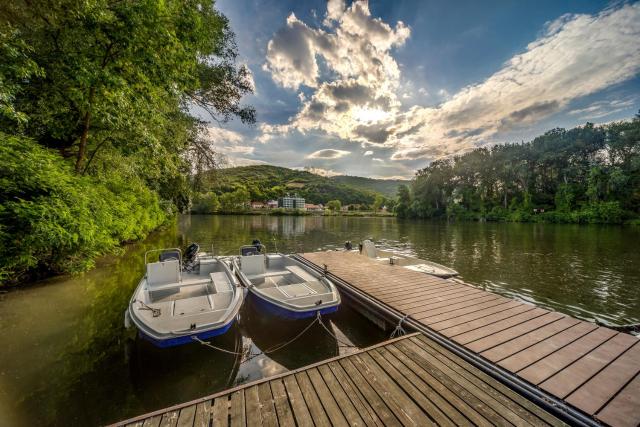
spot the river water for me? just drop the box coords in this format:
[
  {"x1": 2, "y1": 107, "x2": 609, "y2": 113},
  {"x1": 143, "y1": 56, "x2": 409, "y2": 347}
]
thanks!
[{"x1": 1, "y1": 215, "x2": 638, "y2": 426}]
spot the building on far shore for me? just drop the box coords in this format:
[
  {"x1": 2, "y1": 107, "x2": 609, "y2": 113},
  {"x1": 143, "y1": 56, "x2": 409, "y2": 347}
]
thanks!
[
  {"x1": 266, "y1": 200, "x2": 279, "y2": 209},
  {"x1": 250, "y1": 201, "x2": 265, "y2": 209},
  {"x1": 305, "y1": 203, "x2": 323, "y2": 212},
  {"x1": 278, "y1": 194, "x2": 305, "y2": 209}
]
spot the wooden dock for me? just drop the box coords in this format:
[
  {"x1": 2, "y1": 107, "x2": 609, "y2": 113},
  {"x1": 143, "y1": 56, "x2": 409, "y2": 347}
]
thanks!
[
  {"x1": 114, "y1": 333, "x2": 567, "y2": 427},
  {"x1": 300, "y1": 251, "x2": 640, "y2": 427}
]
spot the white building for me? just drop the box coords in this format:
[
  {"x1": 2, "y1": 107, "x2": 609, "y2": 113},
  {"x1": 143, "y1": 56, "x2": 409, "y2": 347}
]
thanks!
[{"x1": 278, "y1": 195, "x2": 305, "y2": 209}]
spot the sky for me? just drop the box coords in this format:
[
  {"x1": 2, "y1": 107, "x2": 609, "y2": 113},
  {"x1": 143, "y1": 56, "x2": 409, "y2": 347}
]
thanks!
[{"x1": 203, "y1": 0, "x2": 640, "y2": 179}]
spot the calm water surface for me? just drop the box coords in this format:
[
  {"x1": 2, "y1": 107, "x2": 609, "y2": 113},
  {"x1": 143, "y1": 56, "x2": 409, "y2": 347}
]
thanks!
[{"x1": 1, "y1": 215, "x2": 639, "y2": 426}]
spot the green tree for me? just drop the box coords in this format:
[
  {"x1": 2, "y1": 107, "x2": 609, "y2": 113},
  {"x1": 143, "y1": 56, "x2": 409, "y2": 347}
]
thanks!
[
  {"x1": 554, "y1": 184, "x2": 574, "y2": 213},
  {"x1": 395, "y1": 185, "x2": 412, "y2": 218},
  {"x1": 0, "y1": 133, "x2": 167, "y2": 284},
  {"x1": 191, "y1": 192, "x2": 220, "y2": 214},
  {"x1": 405, "y1": 118, "x2": 640, "y2": 224},
  {"x1": 219, "y1": 187, "x2": 250, "y2": 212},
  {"x1": 0, "y1": 28, "x2": 42, "y2": 124},
  {"x1": 0, "y1": 0, "x2": 255, "y2": 284},
  {"x1": 326, "y1": 200, "x2": 342, "y2": 211},
  {"x1": 372, "y1": 194, "x2": 385, "y2": 211},
  {"x1": 1, "y1": 0, "x2": 254, "y2": 173}
]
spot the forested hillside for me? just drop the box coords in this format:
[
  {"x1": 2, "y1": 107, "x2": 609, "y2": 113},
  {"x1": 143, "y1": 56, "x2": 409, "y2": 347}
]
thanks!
[
  {"x1": 397, "y1": 117, "x2": 640, "y2": 223},
  {"x1": 211, "y1": 165, "x2": 382, "y2": 205},
  {"x1": 0, "y1": 1, "x2": 253, "y2": 284},
  {"x1": 330, "y1": 175, "x2": 407, "y2": 197}
]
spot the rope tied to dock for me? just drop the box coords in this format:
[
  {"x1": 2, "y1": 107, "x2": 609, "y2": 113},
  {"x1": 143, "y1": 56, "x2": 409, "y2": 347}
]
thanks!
[
  {"x1": 316, "y1": 311, "x2": 359, "y2": 349},
  {"x1": 390, "y1": 314, "x2": 409, "y2": 338},
  {"x1": 192, "y1": 336, "x2": 248, "y2": 356},
  {"x1": 192, "y1": 311, "x2": 358, "y2": 361}
]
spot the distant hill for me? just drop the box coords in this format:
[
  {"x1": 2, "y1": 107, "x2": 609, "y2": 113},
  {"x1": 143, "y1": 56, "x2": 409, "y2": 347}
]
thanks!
[
  {"x1": 213, "y1": 165, "x2": 401, "y2": 205},
  {"x1": 329, "y1": 175, "x2": 407, "y2": 197}
]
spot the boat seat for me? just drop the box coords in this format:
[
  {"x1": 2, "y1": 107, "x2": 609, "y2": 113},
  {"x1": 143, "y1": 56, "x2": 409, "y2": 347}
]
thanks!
[
  {"x1": 240, "y1": 254, "x2": 265, "y2": 277},
  {"x1": 146, "y1": 260, "x2": 181, "y2": 291},
  {"x1": 247, "y1": 270, "x2": 290, "y2": 280},
  {"x1": 211, "y1": 272, "x2": 233, "y2": 292},
  {"x1": 285, "y1": 265, "x2": 316, "y2": 282},
  {"x1": 264, "y1": 283, "x2": 315, "y2": 299}
]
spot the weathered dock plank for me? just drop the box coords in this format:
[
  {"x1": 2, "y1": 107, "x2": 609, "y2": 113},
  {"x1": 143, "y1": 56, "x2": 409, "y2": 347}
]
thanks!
[
  {"x1": 113, "y1": 334, "x2": 565, "y2": 427},
  {"x1": 300, "y1": 250, "x2": 640, "y2": 426}
]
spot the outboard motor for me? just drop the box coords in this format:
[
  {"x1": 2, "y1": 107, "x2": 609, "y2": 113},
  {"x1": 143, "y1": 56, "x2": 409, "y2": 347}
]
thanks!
[
  {"x1": 252, "y1": 239, "x2": 263, "y2": 253},
  {"x1": 344, "y1": 241, "x2": 353, "y2": 250},
  {"x1": 183, "y1": 242, "x2": 200, "y2": 272}
]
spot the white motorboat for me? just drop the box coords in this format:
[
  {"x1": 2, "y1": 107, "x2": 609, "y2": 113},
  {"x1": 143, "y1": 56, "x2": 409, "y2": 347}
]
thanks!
[
  {"x1": 360, "y1": 240, "x2": 459, "y2": 278},
  {"x1": 232, "y1": 243, "x2": 340, "y2": 319},
  {"x1": 126, "y1": 244, "x2": 243, "y2": 347}
]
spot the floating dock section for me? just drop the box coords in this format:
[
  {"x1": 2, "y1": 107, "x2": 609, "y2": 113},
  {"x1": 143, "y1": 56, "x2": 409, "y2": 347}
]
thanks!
[
  {"x1": 298, "y1": 251, "x2": 640, "y2": 427},
  {"x1": 115, "y1": 333, "x2": 566, "y2": 427}
]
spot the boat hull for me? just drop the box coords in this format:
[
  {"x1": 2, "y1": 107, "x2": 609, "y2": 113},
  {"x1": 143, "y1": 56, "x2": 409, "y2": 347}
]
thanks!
[
  {"x1": 136, "y1": 316, "x2": 237, "y2": 348},
  {"x1": 248, "y1": 291, "x2": 339, "y2": 320}
]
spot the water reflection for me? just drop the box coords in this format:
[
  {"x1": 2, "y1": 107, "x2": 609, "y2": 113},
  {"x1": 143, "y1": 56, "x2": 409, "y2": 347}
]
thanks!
[
  {"x1": 129, "y1": 326, "x2": 243, "y2": 410},
  {"x1": 240, "y1": 295, "x2": 338, "y2": 369},
  {"x1": 0, "y1": 217, "x2": 388, "y2": 426},
  {"x1": 179, "y1": 215, "x2": 640, "y2": 326},
  {"x1": 0, "y1": 215, "x2": 638, "y2": 426}
]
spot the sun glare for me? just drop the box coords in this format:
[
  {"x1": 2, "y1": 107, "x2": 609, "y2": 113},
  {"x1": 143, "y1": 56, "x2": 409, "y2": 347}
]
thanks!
[{"x1": 353, "y1": 107, "x2": 390, "y2": 123}]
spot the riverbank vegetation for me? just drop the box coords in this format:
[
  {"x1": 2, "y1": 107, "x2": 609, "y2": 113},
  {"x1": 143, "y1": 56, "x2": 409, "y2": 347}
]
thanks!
[
  {"x1": 0, "y1": 1, "x2": 254, "y2": 285},
  {"x1": 397, "y1": 117, "x2": 640, "y2": 224}
]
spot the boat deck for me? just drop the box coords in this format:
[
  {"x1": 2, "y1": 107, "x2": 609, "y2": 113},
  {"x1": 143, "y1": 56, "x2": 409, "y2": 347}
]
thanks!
[
  {"x1": 114, "y1": 333, "x2": 566, "y2": 427},
  {"x1": 300, "y1": 251, "x2": 640, "y2": 427}
]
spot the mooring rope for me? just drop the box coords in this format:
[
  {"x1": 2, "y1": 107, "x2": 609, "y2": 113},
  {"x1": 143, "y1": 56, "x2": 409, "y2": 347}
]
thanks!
[
  {"x1": 193, "y1": 311, "x2": 358, "y2": 361},
  {"x1": 192, "y1": 336, "x2": 249, "y2": 355},
  {"x1": 317, "y1": 313, "x2": 359, "y2": 348},
  {"x1": 263, "y1": 312, "x2": 323, "y2": 353},
  {"x1": 390, "y1": 314, "x2": 409, "y2": 338}
]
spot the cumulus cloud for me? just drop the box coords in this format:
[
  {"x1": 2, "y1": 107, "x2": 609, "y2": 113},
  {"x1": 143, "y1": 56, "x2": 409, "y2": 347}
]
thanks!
[
  {"x1": 261, "y1": 2, "x2": 640, "y2": 164},
  {"x1": 263, "y1": 0, "x2": 409, "y2": 144},
  {"x1": 306, "y1": 149, "x2": 351, "y2": 159},
  {"x1": 299, "y1": 166, "x2": 341, "y2": 177},
  {"x1": 224, "y1": 145, "x2": 255, "y2": 155},
  {"x1": 225, "y1": 157, "x2": 267, "y2": 167},
  {"x1": 568, "y1": 97, "x2": 638, "y2": 120},
  {"x1": 389, "y1": 3, "x2": 640, "y2": 160},
  {"x1": 204, "y1": 126, "x2": 245, "y2": 144},
  {"x1": 203, "y1": 126, "x2": 258, "y2": 166}
]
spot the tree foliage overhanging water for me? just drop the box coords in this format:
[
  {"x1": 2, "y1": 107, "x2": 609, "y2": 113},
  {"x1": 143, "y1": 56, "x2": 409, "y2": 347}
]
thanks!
[
  {"x1": 396, "y1": 117, "x2": 640, "y2": 224},
  {"x1": 0, "y1": 0, "x2": 255, "y2": 285}
]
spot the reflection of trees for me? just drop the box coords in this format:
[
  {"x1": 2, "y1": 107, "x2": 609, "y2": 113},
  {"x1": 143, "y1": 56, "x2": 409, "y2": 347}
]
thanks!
[
  {"x1": 14, "y1": 224, "x2": 181, "y2": 425},
  {"x1": 395, "y1": 219, "x2": 640, "y2": 324}
]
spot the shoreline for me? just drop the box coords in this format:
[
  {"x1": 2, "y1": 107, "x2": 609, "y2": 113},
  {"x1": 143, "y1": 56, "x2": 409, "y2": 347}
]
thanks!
[{"x1": 197, "y1": 210, "x2": 397, "y2": 217}]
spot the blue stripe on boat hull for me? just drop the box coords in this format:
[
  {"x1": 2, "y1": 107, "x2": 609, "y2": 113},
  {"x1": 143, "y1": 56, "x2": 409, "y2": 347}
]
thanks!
[
  {"x1": 138, "y1": 318, "x2": 235, "y2": 348},
  {"x1": 249, "y1": 291, "x2": 339, "y2": 319}
]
